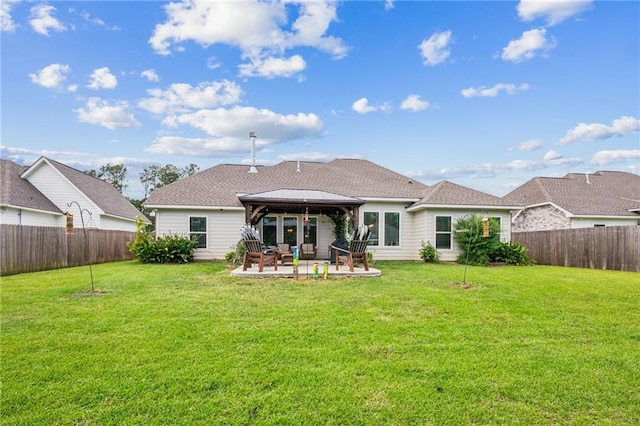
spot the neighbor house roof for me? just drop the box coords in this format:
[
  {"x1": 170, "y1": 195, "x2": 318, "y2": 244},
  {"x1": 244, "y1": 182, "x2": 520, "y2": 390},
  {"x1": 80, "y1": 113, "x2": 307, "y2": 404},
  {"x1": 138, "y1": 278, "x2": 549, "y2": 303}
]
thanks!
[
  {"x1": 21, "y1": 157, "x2": 145, "y2": 221},
  {"x1": 408, "y1": 180, "x2": 521, "y2": 211},
  {"x1": 503, "y1": 171, "x2": 640, "y2": 217},
  {"x1": 0, "y1": 159, "x2": 62, "y2": 214},
  {"x1": 145, "y1": 159, "x2": 431, "y2": 208}
]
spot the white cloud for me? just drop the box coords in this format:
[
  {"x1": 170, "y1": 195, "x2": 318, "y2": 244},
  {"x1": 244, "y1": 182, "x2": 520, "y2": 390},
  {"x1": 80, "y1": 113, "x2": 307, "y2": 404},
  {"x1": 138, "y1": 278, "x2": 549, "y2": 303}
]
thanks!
[
  {"x1": 1, "y1": 0, "x2": 18, "y2": 32},
  {"x1": 207, "y1": 57, "x2": 221, "y2": 70},
  {"x1": 238, "y1": 55, "x2": 306, "y2": 78},
  {"x1": 287, "y1": 1, "x2": 347, "y2": 59},
  {"x1": 148, "y1": 0, "x2": 347, "y2": 78},
  {"x1": 558, "y1": 115, "x2": 640, "y2": 145},
  {"x1": 352, "y1": 97, "x2": 391, "y2": 114},
  {"x1": 462, "y1": 83, "x2": 530, "y2": 98},
  {"x1": 544, "y1": 150, "x2": 562, "y2": 161},
  {"x1": 87, "y1": 67, "x2": 118, "y2": 90},
  {"x1": 385, "y1": 1, "x2": 395, "y2": 11},
  {"x1": 501, "y1": 28, "x2": 555, "y2": 63},
  {"x1": 80, "y1": 11, "x2": 120, "y2": 31},
  {"x1": 162, "y1": 106, "x2": 323, "y2": 144},
  {"x1": 591, "y1": 149, "x2": 640, "y2": 166},
  {"x1": 75, "y1": 98, "x2": 141, "y2": 130},
  {"x1": 146, "y1": 136, "x2": 248, "y2": 157},
  {"x1": 29, "y1": 4, "x2": 67, "y2": 36},
  {"x1": 29, "y1": 63, "x2": 72, "y2": 90},
  {"x1": 141, "y1": 69, "x2": 160, "y2": 82},
  {"x1": 509, "y1": 139, "x2": 542, "y2": 151},
  {"x1": 400, "y1": 95, "x2": 431, "y2": 112},
  {"x1": 138, "y1": 80, "x2": 242, "y2": 115},
  {"x1": 406, "y1": 151, "x2": 582, "y2": 181},
  {"x1": 517, "y1": 0, "x2": 593, "y2": 26},
  {"x1": 419, "y1": 30, "x2": 452, "y2": 66}
]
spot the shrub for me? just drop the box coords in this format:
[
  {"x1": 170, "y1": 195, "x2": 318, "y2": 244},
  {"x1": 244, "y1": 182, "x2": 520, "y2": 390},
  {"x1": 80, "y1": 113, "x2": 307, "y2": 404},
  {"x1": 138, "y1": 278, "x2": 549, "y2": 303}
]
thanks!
[
  {"x1": 127, "y1": 218, "x2": 197, "y2": 264},
  {"x1": 419, "y1": 241, "x2": 440, "y2": 263},
  {"x1": 453, "y1": 215, "x2": 501, "y2": 266},
  {"x1": 493, "y1": 241, "x2": 533, "y2": 266},
  {"x1": 225, "y1": 240, "x2": 247, "y2": 266}
]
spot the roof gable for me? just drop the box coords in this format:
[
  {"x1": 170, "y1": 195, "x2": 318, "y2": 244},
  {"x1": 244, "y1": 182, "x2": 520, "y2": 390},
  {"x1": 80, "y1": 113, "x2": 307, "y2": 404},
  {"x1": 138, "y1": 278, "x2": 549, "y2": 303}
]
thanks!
[
  {"x1": 22, "y1": 157, "x2": 145, "y2": 221},
  {"x1": 0, "y1": 160, "x2": 62, "y2": 213},
  {"x1": 415, "y1": 180, "x2": 518, "y2": 208},
  {"x1": 504, "y1": 171, "x2": 640, "y2": 217}
]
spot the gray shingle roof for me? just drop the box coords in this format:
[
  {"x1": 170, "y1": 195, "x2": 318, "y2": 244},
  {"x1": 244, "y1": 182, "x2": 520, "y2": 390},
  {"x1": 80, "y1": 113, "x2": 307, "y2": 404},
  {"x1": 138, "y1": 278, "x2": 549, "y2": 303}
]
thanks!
[
  {"x1": 145, "y1": 159, "x2": 431, "y2": 207},
  {"x1": 40, "y1": 158, "x2": 145, "y2": 221},
  {"x1": 416, "y1": 180, "x2": 517, "y2": 207},
  {"x1": 503, "y1": 171, "x2": 640, "y2": 217},
  {"x1": 0, "y1": 160, "x2": 62, "y2": 213}
]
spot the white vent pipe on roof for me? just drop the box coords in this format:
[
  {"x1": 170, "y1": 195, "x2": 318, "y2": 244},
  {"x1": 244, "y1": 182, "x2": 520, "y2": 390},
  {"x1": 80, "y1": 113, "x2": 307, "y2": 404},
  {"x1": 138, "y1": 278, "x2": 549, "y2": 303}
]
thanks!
[{"x1": 249, "y1": 131, "x2": 258, "y2": 173}]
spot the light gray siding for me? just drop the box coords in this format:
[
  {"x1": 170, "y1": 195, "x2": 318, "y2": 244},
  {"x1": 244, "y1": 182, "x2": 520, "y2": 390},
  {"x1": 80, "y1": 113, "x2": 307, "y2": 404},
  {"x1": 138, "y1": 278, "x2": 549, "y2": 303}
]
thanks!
[
  {"x1": 425, "y1": 209, "x2": 513, "y2": 262},
  {"x1": 0, "y1": 206, "x2": 63, "y2": 226},
  {"x1": 25, "y1": 163, "x2": 102, "y2": 229},
  {"x1": 155, "y1": 209, "x2": 245, "y2": 260},
  {"x1": 359, "y1": 201, "x2": 419, "y2": 261}
]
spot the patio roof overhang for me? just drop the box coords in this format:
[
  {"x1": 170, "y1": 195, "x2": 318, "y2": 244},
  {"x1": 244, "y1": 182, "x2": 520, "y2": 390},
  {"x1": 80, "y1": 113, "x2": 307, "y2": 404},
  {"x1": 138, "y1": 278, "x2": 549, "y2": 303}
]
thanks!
[{"x1": 238, "y1": 189, "x2": 365, "y2": 226}]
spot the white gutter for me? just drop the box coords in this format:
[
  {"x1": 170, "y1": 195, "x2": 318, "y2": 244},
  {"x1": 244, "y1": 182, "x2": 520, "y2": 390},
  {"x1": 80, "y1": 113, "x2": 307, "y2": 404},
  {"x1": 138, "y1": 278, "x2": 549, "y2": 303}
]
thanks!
[
  {"x1": 406, "y1": 203, "x2": 522, "y2": 213},
  {"x1": 144, "y1": 204, "x2": 245, "y2": 211}
]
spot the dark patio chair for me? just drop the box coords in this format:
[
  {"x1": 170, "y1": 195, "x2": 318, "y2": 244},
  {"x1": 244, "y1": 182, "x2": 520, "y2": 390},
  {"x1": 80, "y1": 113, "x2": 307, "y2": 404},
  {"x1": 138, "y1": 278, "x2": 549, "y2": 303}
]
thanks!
[
  {"x1": 299, "y1": 243, "x2": 317, "y2": 260},
  {"x1": 332, "y1": 224, "x2": 371, "y2": 272},
  {"x1": 240, "y1": 224, "x2": 278, "y2": 272},
  {"x1": 277, "y1": 243, "x2": 293, "y2": 265}
]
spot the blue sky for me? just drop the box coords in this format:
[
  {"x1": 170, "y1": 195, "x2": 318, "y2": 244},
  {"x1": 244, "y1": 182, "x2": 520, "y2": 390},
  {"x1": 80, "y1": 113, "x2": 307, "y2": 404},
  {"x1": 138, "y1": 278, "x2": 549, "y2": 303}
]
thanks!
[{"x1": 2, "y1": 0, "x2": 639, "y2": 199}]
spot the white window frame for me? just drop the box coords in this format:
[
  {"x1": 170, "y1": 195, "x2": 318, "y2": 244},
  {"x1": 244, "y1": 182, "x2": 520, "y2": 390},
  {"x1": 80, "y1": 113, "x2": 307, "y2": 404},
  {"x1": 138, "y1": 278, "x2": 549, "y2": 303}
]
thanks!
[
  {"x1": 435, "y1": 215, "x2": 452, "y2": 250},
  {"x1": 189, "y1": 216, "x2": 207, "y2": 249}
]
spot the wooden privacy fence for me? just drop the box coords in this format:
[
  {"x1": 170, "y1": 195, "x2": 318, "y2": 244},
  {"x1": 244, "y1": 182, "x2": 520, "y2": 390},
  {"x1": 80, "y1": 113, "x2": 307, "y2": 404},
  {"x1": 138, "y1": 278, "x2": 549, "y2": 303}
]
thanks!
[
  {"x1": 0, "y1": 224, "x2": 135, "y2": 276},
  {"x1": 512, "y1": 226, "x2": 640, "y2": 272}
]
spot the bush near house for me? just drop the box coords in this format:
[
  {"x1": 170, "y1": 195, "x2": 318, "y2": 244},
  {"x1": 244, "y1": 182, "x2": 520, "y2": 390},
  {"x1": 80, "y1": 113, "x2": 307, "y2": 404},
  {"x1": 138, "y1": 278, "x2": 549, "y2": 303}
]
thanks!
[
  {"x1": 419, "y1": 241, "x2": 440, "y2": 263},
  {"x1": 127, "y1": 216, "x2": 197, "y2": 264},
  {"x1": 454, "y1": 215, "x2": 532, "y2": 266}
]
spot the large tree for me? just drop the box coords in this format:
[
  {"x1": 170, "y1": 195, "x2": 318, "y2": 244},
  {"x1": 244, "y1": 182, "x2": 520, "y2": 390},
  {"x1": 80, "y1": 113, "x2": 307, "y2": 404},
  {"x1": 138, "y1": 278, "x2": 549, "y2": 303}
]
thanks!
[
  {"x1": 140, "y1": 163, "x2": 199, "y2": 198},
  {"x1": 85, "y1": 163, "x2": 128, "y2": 194}
]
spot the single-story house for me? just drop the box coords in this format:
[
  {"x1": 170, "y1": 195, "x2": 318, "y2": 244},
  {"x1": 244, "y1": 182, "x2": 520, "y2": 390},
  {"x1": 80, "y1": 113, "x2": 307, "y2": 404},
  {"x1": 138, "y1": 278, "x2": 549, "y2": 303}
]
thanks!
[
  {"x1": 504, "y1": 170, "x2": 640, "y2": 232},
  {"x1": 144, "y1": 159, "x2": 521, "y2": 261},
  {"x1": 0, "y1": 157, "x2": 146, "y2": 232}
]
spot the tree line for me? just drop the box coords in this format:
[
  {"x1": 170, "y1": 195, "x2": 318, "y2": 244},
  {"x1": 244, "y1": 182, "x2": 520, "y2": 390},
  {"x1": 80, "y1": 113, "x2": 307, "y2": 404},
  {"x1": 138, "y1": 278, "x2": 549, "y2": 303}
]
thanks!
[{"x1": 85, "y1": 163, "x2": 199, "y2": 216}]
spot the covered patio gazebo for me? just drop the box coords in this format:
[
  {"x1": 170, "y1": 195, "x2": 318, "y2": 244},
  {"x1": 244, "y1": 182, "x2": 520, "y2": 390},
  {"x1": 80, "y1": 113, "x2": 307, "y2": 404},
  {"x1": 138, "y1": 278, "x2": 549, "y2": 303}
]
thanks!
[{"x1": 238, "y1": 189, "x2": 365, "y2": 228}]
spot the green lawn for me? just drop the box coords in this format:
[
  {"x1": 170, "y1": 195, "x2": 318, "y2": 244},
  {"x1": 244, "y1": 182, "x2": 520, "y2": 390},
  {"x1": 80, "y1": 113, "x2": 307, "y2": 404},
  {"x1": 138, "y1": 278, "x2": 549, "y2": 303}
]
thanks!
[{"x1": 2, "y1": 261, "x2": 639, "y2": 425}]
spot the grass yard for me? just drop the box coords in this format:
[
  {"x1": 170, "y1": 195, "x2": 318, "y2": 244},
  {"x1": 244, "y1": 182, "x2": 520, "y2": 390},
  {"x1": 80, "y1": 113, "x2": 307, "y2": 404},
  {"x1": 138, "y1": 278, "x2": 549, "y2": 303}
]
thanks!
[{"x1": 2, "y1": 261, "x2": 639, "y2": 425}]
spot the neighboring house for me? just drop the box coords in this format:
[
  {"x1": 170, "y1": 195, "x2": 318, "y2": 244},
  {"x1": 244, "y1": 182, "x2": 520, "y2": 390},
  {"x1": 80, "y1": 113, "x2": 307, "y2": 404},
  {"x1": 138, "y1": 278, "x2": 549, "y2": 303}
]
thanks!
[
  {"x1": 1, "y1": 157, "x2": 147, "y2": 231},
  {"x1": 504, "y1": 171, "x2": 640, "y2": 232},
  {"x1": 144, "y1": 159, "x2": 520, "y2": 261}
]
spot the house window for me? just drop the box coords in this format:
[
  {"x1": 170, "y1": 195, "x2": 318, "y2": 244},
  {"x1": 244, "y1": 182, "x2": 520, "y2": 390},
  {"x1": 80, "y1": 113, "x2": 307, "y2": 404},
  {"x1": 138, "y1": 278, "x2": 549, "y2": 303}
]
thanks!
[
  {"x1": 435, "y1": 216, "x2": 452, "y2": 249},
  {"x1": 189, "y1": 216, "x2": 207, "y2": 249},
  {"x1": 594, "y1": 224, "x2": 605, "y2": 227},
  {"x1": 384, "y1": 212, "x2": 400, "y2": 246},
  {"x1": 364, "y1": 212, "x2": 379, "y2": 246},
  {"x1": 283, "y1": 216, "x2": 298, "y2": 246},
  {"x1": 262, "y1": 216, "x2": 277, "y2": 246}
]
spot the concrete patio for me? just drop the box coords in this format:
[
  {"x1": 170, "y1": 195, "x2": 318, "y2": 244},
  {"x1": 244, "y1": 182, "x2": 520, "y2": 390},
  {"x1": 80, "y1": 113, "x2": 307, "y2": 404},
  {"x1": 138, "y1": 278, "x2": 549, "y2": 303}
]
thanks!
[{"x1": 230, "y1": 260, "x2": 382, "y2": 278}]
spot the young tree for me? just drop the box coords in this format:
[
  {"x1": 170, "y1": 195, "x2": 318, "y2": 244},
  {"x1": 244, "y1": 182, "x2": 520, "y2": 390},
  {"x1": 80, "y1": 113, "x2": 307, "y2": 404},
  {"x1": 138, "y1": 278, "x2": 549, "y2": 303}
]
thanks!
[
  {"x1": 453, "y1": 214, "x2": 501, "y2": 266},
  {"x1": 85, "y1": 163, "x2": 128, "y2": 193},
  {"x1": 140, "y1": 163, "x2": 199, "y2": 197}
]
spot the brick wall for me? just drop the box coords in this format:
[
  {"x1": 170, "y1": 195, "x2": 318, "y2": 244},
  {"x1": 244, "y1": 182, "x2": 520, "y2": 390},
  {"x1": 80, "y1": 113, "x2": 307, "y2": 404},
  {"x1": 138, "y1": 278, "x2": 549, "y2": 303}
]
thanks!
[{"x1": 512, "y1": 205, "x2": 570, "y2": 232}]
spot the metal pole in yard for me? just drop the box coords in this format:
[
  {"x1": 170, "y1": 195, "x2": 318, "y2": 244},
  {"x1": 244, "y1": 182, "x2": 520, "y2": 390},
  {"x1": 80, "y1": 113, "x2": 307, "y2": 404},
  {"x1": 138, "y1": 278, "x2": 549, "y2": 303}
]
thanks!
[{"x1": 68, "y1": 201, "x2": 94, "y2": 292}]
